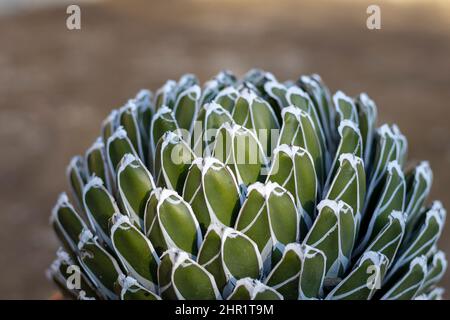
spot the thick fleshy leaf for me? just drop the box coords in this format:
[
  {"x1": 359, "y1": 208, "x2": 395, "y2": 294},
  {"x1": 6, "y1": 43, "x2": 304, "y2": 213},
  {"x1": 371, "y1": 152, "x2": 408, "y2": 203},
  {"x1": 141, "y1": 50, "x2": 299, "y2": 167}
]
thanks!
[
  {"x1": 77, "y1": 229, "x2": 124, "y2": 300},
  {"x1": 388, "y1": 204, "x2": 446, "y2": 280},
  {"x1": 235, "y1": 182, "x2": 299, "y2": 267},
  {"x1": 48, "y1": 248, "x2": 98, "y2": 299},
  {"x1": 404, "y1": 161, "x2": 433, "y2": 235},
  {"x1": 278, "y1": 106, "x2": 325, "y2": 185},
  {"x1": 266, "y1": 144, "x2": 317, "y2": 229},
  {"x1": 101, "y1": 110, "x2": 118, "y2": 146},
  {"x1": 149, "y1": 106, "x2": 179, "y2": 161},
  {"x1": 171, "y1": 251, "x2": 222, "y2": 300},
  {"x1": 212, "y1": 123, "x2": 269, "y2": 187},
  {"x1": 67, "y1": 156, "x2": 87, "y2": 209},
  {"x1": 381, "y1": 256, "x2": 428, "y2": 300},
  {"x1": 85, "y1": 138, "x2": 111, "y2": 192},
  {"x1": 83, "y1": 177, "x2": 119, "y2": 247},
  {"x1": 214, "y1": 87, "x2": 239, "y2": 113},
  {"x1": 157, "y1": 249, "x2": 180, "y2": 299},
  {"x1": 304, "y1": 200, "x2": 355, "y2": 279},
  {"x1": 182, "y1": 157, "x2": 241, "y2": 231},
  {"x1": 118, "y1": 100, "x2": 144, "y2": 160},
  {"x1": 154, "y1": 80, "x2": 177, "y2": 110},
  {"x1": 221, "y1": 228, "x2": 263, "y2": 295},
  {"x1": 228, "y1": 278, "x2": 283, "y2": 300},
  {"x1": 118, "y1": 275, "x2": 160, "y2": 300},
  {"x1": 326, "y1": 120, "x2": 363, "y2": 186},
  {"x1": 264, "y1": 80, "x2": 289, "y2": 111},
  {"x1": 232, "y1": 89, "x2": 280, "y2": 154},
  {"x1": 357, "y1": 161, "x2": 406, "y2": 253},
  {"x1": 106, "y1": 126, "x2": 139, "y2": 177},
  {"x1": 144, "y1": 189, "x2": 202, "y2": 256},
  {"x1": 333, "y1": 91, "x2": 358, "y2": 126},
  {"x1": 355, "y1": 93, "x2": 377, "y2": 165},
  {"x1": 111, "y1": 215, "x2": 160, "y2": 292},
  {"x1": 134, "y1": 89, "x2": 154, "y2": 142},
  {"x1": 173, "y1": 85, "x2": 201, "y2": 133},
  {"x1": 361, "y1": 211, "x2": 406, "y2": 267},
  {"x1": 51, "y1": 193, "x2": 89, "y2": 254},
  {"x1": 326, "y1": 252, "x2": 389, "y2": 300},
  {"x1": 265, "y1": 243, "x2": 326, "y2": 300},
  {"x1": 324, "y1": 154, "x2": 366, "y2": 230},
  {"x1": 419, "y1": 250, "x2": 447, "y2": 294},
  {"x1": 154, "y1": 132, "x2": 195, "y2": 192}
]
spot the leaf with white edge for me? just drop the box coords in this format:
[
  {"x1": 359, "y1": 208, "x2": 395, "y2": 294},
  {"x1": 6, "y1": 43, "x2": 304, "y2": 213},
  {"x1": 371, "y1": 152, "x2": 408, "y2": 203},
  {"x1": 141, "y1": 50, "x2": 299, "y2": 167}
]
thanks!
[
  {"x1": 158, "y1": 249, "x2": 180, "y2": 299},
  {"x1": 149, "y1": 106, "x2": 179, "y2": 161},
  {"x1": 171, "y1": 251, "x2": 222, "y2": 300},
  {"x1": 387, "y1": 204, "x2": 446, "y2": 281},
  {"x1": 425, "y1": 287, "x2": 445, "y2": 300},
  {"x1": 67, "y1": 156, "x2": 87, "y2": 209},
  {"x1": 154, "y1": 131, "x2": 195, "y2": 193},
  {"x1": 134, "y1": 89, "x2": 154, "y2": 143},
  {"x1": 111, "y1": 214, "x2": 160, "y2": 292},
  {"x1": 101, "y1": 110, "x2": 118, "y2": 146},
  {"x1": 119, "y1": 100, "x2": 144, "y2": 160},
  {"x1": 144, "y1": 189, "x2": 202, "y2": 256},
  {"x1": 154, "y1": 80, "x2": 177, "y2": 110},
  {"x1": 77, "y1": 229, "x2": 124, "y2": 300},
  {"x1": 118, "y1": 275, "x2": 160, "y2": 300},
  {"x1": 266, "y1": 144, "x2": 317, "y2": 230},
  {"x1": 404, "y1": 161, "x2": 433, "y2": 235},
  {"x1": 106, "y1": 126, "x2": 139, "y2": 177},
  {"x1": 326, "y1": 251, "x2": 389, "y2": 300},
  {"x1": 355, "y1": 93, "x2": 377, "y2": 165},
  {"x1": 117, "y1": 153, "x2": 156, "y2": 228},
  {"x1": 212, "y1": 123, "x2": 269, "y2": 187},
  {"x1": 228, "y1": 278, "x2": 283, "y2": 300},
  {"x1": 182, "y1": 157, "x2": 241, "y2": 231},
  {"x1": 381, "y1": 256, "x2": 428, "y2": 300},
  {"x1": 357, "y1": 161, "x2": 405, "y2": 254},
  {"x1": 85, "y1": 137, "x2": 111, "y2": 192},
  {"x1": 324, "y1": 154, "x2": 365, "y2": 231},
  {"x1": 51, "y1": 193, "x2": 89, "y2": 254},
  {"x1": 361, "y1": 211, "x2": 406, "y2": 267},
  {"x1": 221, "y1": 228, "x2": 263, "y2": 295},
  {"x1": 83, "y1": 176, "x2": 119, "y2": 247},
  {"x1": 235, "y1": 182, "x2": 299, "y2": 268},
  {"x1": 173, "y1": 85, "x2": 201, "y2": 133},
  {"x1": 419, "y1": 250, "x2": 447, "y2": 294},
  {"x1": 278, "y1": 106, "x2": 325, "y2": 185},
  {"x1": 264, "y1": 80, "x2": 289, "y2": 110},
  {"x1": 304, "y1": 200, "x2": 355, "y2": 279},
  {"x1": 214, "y1": 87, "x2": 239, "y2": 113},
  {"x1": 333, "y1": 91, "x2": 358, "y2": 126}
]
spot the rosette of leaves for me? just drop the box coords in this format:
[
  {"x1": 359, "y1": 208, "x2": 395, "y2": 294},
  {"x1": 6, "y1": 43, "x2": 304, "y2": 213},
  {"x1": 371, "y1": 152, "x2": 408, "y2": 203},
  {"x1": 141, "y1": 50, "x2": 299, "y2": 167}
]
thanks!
[{"x1": 48, "y1": 70, "x2": 446, "y2": 300}]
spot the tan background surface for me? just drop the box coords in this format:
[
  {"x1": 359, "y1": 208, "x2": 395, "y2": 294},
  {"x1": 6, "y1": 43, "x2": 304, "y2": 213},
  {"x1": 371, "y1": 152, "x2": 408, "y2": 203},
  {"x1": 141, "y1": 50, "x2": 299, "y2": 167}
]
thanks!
[{"x1": 0, "y1": 0, "x2": 449, "y2": 299}]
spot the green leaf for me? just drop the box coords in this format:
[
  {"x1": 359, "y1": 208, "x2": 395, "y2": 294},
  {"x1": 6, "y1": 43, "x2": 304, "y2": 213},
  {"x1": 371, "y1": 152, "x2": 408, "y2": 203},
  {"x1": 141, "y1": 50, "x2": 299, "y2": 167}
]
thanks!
[
  {"x1": 67, "y1": 156, "x2": 87, "y2": 210},
  {"x1": 326, "y1": 252, "x2": 389, "y2": 300},
  {"x1": 118, "y1": 275, "x2": 160, "y2": 300},
  {"x1": 117, "y1": 153, "x2": 156, "y2": 227},
  {"x1": 155, "y1": 80, "x2": 176, "y2": 110},
  {"x1": 154, "y1": 132, "x2": 195, "y2": 193},
  {"x1": 149, "y1": 106, "x2": 179, "y2": 161},
  {"x1": 212, "y1": 123, "x2": 269, "y2": 187},
  {"x1": 264, "y1": 80, "x2": 289, "y2": 110},
  {"x1": 85, "y1": 138, "x2": 111, "y2": 192},
  {"x1": 119, "y1": 100, "x2": 144, "y2": 160},
  {"x1": 278, "y1": 106, "x2": 325, "y2": 186},
  {"x1": 83, "y1": 176, "x2": 119, "y2": 247},
  {"x1": 266, "y1": 144, "x2": 318, "y2": 229},
  {"x1": 173, "y1": 85, "x2": 201, "y2": 133},
  {"x1": 304, "y1": 200, "x2": 355, "y2": 278},
  {"x1": 144, "y1": 188, "x2": 202, "y2": 256},
  {"x1": 324, "y1": 154, "x2": 365, "y2": 230},
  {"x1": 228, "y1": 278, "x2": 283, "y2": 300},
  {"x1": 419, "y1": 250, "x2": 447, "y2": 294},
  {"x1": 214, "y1": 87, "x2": 239, "y2": 113},
  {"x1": 106, "y1": 126, "x2": 139, "y2": 177},
  {"x1": 182, "y1": 157, "x2": 241, "y2": 231},
  {"x1": 77, "y1": 229, "x2": 124, "y2": 300},
  {"x1": 235, "y1": 182, "x2": 299, "y2": 267},
  {"x1": 355, "y1": 93, "x2": 377, "y2": 165},
  {"x1": 333, "y1": 91, "x2": 358, "y2": 125},
  {"x1": 111, "y1": 215, "x2": 160, "y2": 292},
  {"x1": 101, "y1": 110, "x2": 118, "y2": 146},
  {"x1": 171, "y1": 251, "x2": 222, "y2": 300},
  {"x1": 381, "y1": 256, "x2": 428, "y2": 300},
  {"x1": 51, "y1": 193, "x2": 89, "y2": 254}
]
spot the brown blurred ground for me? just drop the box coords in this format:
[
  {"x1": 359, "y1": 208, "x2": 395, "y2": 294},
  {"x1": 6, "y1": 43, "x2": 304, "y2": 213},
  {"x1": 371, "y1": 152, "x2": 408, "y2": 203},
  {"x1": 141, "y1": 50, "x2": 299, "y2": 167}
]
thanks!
[{"x1": 0, "y1": 0, "x2": 449, "y2": 299}]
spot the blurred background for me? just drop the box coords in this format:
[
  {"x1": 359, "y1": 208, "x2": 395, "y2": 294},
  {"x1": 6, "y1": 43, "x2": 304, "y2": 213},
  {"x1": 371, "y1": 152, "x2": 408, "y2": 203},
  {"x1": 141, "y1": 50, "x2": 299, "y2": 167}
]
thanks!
[{"x1": 0, "y1": 0, "x2": 449, "y2": 299}]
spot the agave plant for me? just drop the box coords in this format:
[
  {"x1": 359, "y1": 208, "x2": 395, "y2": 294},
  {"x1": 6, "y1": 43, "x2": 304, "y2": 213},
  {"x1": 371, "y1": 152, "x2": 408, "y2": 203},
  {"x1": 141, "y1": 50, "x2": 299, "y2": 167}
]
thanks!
[{"x1": 47, "y1": 70, "x2": 447, "y2": 300}]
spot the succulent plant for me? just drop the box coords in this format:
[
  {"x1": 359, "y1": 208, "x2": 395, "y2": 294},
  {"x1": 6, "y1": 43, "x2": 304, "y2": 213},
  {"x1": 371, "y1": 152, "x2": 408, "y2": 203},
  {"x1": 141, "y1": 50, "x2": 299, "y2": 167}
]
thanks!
[{"x1": 47, "y1": 70, "x2": 447, "y2": 300}]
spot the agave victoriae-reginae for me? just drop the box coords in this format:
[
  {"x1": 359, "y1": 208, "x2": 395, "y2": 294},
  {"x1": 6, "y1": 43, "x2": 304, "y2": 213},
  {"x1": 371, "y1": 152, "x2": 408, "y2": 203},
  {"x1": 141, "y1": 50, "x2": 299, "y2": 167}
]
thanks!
[{"x1": 48, "y1": 70, "x2": 447, "y2": 300}]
